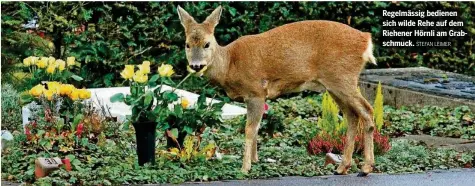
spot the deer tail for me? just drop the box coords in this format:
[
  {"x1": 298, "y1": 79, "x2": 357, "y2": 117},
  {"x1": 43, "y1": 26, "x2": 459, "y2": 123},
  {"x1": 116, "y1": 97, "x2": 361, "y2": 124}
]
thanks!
[{"x1": 362, "y1": 34, "x2": 377, "y2": 65}]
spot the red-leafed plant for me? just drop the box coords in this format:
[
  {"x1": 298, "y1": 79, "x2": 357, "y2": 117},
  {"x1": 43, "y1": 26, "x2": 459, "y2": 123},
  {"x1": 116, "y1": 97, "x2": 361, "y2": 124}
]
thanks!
[
  {"x1": 307, "y1": 130, "x2": 391, "y2": 155},
  {"x1": 307, "y1": 85, "x2": 391, "y2": 156}
]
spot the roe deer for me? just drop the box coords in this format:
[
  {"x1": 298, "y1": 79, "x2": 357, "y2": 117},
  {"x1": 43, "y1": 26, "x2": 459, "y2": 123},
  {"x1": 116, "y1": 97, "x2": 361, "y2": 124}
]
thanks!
[{"x1": 177, "y1": 5, "x2": 377, "y2": 176}]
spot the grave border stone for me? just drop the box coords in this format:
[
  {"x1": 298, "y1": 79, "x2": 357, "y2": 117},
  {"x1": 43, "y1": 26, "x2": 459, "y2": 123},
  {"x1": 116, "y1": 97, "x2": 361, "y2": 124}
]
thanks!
[{"x1": 359, "y1": 67, "x2": 475, "y2": 111}]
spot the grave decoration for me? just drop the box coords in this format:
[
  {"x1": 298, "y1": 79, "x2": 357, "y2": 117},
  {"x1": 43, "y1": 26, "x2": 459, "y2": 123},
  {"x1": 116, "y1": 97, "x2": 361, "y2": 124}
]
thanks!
[
  {"x1": 111, "y1": 62, "x2": 225, "y2": 165},
  {"x1": 34, "y1": 157, "x2": 71, "y2": 178}
]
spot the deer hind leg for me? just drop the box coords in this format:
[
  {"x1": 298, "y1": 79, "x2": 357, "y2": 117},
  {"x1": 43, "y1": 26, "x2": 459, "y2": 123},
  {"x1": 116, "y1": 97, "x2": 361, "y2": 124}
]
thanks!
[
  {"x1": 329, "y1": 92, "x2": 358, "y2": 175},
  {"x1": 242, "y1": 97, "x2": 265, "y2": 173},
  {"x1": 355, "y1": 96, "x2": 375, "y2": 177},
  {"x1": 334, "y1": 89, "x2": 375, "y2": 176}
]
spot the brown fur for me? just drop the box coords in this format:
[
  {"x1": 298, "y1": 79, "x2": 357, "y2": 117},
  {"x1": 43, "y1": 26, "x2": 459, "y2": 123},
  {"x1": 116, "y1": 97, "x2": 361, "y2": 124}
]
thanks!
[{"x1": 178, "y1": 6, "x2": 376, "y2": 175}]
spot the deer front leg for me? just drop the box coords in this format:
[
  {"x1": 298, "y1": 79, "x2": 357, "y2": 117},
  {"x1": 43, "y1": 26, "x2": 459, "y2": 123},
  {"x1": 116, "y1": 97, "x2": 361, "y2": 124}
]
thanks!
[
  {"x1": 241, "y1": 97, "x2": 265, "y2": 173},
  {"x1": 335, "y1": 110, "x2": 357, "y2": 175},
  {"x1": 328, "y1": 92, "x2": 358, "y2": 175},
  {"x1": 251, "y1": 134, "x2": 259, "y2": 162}
]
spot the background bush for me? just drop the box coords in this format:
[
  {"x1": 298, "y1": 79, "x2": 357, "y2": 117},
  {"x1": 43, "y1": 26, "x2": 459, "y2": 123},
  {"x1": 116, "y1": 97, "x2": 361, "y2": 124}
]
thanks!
[
  {"x1": 2, "y1": 2, "x2": 474, "y2": 90},
  {"x1": 1, "y1": 84, "x2": 23, "y2": 131}
]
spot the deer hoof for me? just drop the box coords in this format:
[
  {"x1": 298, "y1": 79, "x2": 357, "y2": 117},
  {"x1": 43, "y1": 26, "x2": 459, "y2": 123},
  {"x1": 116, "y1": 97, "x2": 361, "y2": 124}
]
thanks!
[
  {"x1": 333, "y1": 171, "x2": 347, "y2": 175},
  {"x1": 241, "y1": 165, "x2": 251, "y2": 173},
  {"x1": 357, "y1": 172, "x2": 369, "y2": 177}
]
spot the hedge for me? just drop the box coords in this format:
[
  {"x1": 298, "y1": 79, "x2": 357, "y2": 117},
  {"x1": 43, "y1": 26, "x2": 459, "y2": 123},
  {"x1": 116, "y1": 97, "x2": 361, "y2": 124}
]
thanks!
[{"x1": 1, "y1": 2, "x2": 474, "y2": 89}]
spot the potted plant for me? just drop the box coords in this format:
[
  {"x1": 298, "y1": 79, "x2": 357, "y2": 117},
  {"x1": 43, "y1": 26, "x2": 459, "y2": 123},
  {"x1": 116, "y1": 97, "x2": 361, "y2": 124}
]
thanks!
[
  {"x1": 165, "y1": 92, "x2": 225, "y2": 149},
  {"x1": 110, "y1": 61, "x2": 192, "y2": 165}
]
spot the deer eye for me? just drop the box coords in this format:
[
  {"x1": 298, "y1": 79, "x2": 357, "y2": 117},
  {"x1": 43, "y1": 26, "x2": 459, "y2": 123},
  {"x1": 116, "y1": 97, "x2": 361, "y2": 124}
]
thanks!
[
  {"x1": 185, "y1": 43, "x2": 190, "y2": 48},
  {"x1": 204, "y1": 42, "x2": 210, "y2": 49}
]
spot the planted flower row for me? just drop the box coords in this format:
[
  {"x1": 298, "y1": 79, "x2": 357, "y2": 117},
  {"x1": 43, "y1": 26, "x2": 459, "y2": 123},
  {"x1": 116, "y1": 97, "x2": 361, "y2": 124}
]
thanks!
[
  {"x1": 28, "y1": 82, "x2": 91, "y2": 101},
  {"x1": 21, "y1": 56, "x2": 83, "y2": 91}
]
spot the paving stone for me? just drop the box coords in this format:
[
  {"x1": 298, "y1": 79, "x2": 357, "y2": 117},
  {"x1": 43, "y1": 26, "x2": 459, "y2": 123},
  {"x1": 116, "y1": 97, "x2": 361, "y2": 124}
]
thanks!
[{"x1": 397, "y1": 134, "x2": 475, "y2": 151}]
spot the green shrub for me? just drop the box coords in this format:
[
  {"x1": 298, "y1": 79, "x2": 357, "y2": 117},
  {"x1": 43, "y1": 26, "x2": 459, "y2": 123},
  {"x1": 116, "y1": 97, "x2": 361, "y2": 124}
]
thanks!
[
  {"x1": 317, "y1": 91, "x2": 346, "y2": 138},
  {"x1": 374, "y1": 82, "x2": 384, "y2": 131},
  {"x1": 2, "y1": 2, "x2": 474, "y2": 89},
  {"x1": 384, "y1": 105, "x2": 475, "y2": 139},
  {"x1": 1, "y1": 84, "x2": 23, "y2": 131}
]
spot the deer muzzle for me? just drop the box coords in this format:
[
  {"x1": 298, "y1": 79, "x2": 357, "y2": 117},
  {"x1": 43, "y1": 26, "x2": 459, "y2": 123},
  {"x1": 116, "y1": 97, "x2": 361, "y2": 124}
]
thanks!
[{"x1": 189, "y1": 63, "x2": 206, "y2": 72}]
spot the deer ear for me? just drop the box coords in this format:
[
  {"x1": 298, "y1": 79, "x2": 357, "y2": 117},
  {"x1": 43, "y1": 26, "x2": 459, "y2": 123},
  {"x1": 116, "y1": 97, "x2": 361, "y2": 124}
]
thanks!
[
  {"x1": 177, "y1": 5, "x2": 196, "y2": 29},
  {"x1": 204, "y1": 6, "x2": 222, "y2": 29}
]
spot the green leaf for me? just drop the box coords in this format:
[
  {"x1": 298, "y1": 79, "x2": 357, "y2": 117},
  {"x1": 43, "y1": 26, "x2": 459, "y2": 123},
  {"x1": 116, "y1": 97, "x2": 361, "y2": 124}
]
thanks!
[
  {"x1": 66, "y1": 154, "x2": 76, "y2": 161},
  {"x1": 19, "y1": 92, "x2": 34, "y2": 105},
  {"x1": 144, "y1": 91, "x2": 153, "y2": 106},
  {"x1": 162, "y1": 77, "x2": 175, "y2": 86},
  {"x1": 37, "y1": 130, "x2": 46, "y2": 136},
  {"x1": 148, "y1": 75, "x2": 160, "y2": 87},
  {"x1": 110, "y1": 93, "x2": 125, "y2": 102},
  {"x1": 197, "y1": 94, "x2": 206, "y2": 106},
  {"x1": 72, "y1": 114, "x2": 84, "y2": 130},
  {"x1": 71, "y1": 74, "x2": 84, "y2": 81},
  {"x1": 81, "y1": 138, "x2": 89, "y2": 146},
  {"x1": 163, "y1": 91, "x2": 178, "y2": 102},
  {"x1": 149, "y1": 74, "x2": 159, "y2": 83},
  {"x1": 167, "y1": 128, "x2": 179, "y2": 141},
  {"x1": 228, "y1": 7, "x2": 237, "y2": 16},
  {"x1": 184, "y1": 126, "x2": 193, "y2": 134},
  {"x1": 174, "y1": 104, "x2": 183, "y2": 118}
]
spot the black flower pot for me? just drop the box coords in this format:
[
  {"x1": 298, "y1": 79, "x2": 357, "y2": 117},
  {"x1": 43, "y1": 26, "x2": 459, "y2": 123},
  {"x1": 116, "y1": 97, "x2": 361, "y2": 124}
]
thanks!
[{"x1": 132, "y1": 121, "x2": 158, "y2": 166}]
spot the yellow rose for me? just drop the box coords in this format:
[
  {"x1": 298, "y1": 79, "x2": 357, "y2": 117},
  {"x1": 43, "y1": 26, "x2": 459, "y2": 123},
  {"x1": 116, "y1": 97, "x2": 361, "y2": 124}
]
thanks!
[
  {"x1": 60, "y1": 84, "x2": 75, "y2": 96},
  {"x1": 181, "y1": 98, "x2": 189, "y2": 109},
  {"x1": 69, "y1": 90, "x2": 80, "y2": 101},
  {"x1": 23, "y1": 57, "x2": 32, "y2": 66},
  {"x1": 67, "y1": 57, "x2": 76, "y2": 66},
  {"x1": 56, "y1": 59, "x2": 66, "y2": 71},
  {"x1": 46, "y1": 81, "x2": 61, "y2": 94},
  {"x1": 48, "y1": 42, "x2": 54, "y2": 49},
  {"x1": 37, "y1": 57, "x2": 48, "y2": 68},
  {"x1": 46, "y1": 64, "x2": 56, "y2": 74},
  {"x1": 133, "y1": 70, "x2": 148, "y2": 83},
  {"x1": 30, "y1": 57, "x2": 39, "y2": 65},
  {"x1": 138, "y1": 61, "x2": 151, "y2": 74},
  {"x1": 78, "y1": 88, "x2": 91, "y2": 99},
  {"x1": 48, "y1": 56, "x2": 56, "y2": 66},
  {"x1": 120, "y1": 65, "x2": 134, "y2": 80},
  {"x1": 43, "y1": 89, "x2": 54, "y2": 101},
  {"x1": 29, "y1": 84, "x2": 46, "y2": 97},
  {"x1": 157, "y1": 64, "x2": 175, "y2": 77}
]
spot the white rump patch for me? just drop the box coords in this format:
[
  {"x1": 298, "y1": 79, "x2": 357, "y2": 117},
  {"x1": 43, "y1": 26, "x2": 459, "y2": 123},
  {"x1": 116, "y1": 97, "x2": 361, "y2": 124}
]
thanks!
[{"x1": 362, "y1": 39, "x2": 377, "y2": 65}]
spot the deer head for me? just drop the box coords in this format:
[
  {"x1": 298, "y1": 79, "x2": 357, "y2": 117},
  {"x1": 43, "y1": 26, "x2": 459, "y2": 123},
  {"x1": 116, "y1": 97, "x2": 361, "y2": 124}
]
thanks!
[{"x1": 177, "y1": 6, "x2": 222, "y2": 74}]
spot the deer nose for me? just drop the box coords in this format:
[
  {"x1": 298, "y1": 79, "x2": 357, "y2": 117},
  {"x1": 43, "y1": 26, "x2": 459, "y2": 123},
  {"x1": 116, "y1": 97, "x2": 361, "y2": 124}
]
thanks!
[{"x1": 190, "y1": 64, "x2": 206, "y2": 72}]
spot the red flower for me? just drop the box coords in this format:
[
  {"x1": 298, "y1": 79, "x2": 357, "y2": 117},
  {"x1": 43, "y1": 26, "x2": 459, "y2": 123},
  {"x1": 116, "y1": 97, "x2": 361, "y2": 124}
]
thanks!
[
  {"x1": 37, "y1": 31, "x2": 45, "y2": 38},
  {"x1": 76, "y1": 123, "x2": 84, "y2": 137},
  {"x1": 263, "y1": 103, "x2": 270, "y2": 118},
  {"x1": 307, "y1": 132, "x2": 339, "y2": 155},
  {"x1": 61, "y1": 158, "x2": 72, "y2": 171}
]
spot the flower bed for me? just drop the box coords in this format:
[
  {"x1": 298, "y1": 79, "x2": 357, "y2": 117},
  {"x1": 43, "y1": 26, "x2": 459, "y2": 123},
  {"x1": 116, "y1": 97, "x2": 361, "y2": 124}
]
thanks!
[{"x1": 2, "y1": 92, "x2": 474, "y2": 184}]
